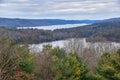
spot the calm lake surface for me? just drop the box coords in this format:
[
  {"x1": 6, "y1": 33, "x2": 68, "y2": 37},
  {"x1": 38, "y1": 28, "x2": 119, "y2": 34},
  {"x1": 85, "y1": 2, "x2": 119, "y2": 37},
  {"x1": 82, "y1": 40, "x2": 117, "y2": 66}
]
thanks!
[
  {"x1": 29, "y1": 38, "x2": 120, "y2": 53},
  {"x1": 17, "y1": 24, "x2": 88, "y2": 30}
]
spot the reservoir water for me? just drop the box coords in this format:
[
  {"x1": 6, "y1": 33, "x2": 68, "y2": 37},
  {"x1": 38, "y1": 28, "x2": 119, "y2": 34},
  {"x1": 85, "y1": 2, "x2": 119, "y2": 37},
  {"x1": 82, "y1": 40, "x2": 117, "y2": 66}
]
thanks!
[
  {"x1": 29, "y1": 38, "x2": 120, "y2": 54},
  {"x1": 17, "y1": 24, "x2": 88, "y2": 30}
]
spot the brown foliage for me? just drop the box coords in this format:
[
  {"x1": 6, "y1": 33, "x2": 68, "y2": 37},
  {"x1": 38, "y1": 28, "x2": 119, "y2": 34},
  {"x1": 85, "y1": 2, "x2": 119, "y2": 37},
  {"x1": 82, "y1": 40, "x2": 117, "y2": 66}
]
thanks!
[{"x1": 0, "y1": 36, "x2": 35, "y2": 80}]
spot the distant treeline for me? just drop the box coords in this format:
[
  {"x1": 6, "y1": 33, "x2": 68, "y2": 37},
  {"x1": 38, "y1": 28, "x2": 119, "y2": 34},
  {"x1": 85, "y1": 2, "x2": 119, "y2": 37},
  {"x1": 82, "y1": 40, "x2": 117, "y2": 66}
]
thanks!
[
  {"x1": 0, "y1": 19, "x2": 120, "y2": 44},
  {"x1": 0, "y1": 18, "x2": 100, "y2": 27}
]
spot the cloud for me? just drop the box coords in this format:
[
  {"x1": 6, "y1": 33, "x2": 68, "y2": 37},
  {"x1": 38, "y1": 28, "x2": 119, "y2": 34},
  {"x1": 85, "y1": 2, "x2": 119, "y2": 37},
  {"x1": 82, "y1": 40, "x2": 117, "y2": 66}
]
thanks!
[{"x1": 0, "y1": 0, "x2": 120, "y2": 19}]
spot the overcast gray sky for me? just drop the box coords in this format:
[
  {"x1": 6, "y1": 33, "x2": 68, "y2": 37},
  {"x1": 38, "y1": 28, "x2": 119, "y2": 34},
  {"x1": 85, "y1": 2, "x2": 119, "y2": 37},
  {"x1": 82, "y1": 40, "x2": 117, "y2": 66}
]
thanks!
[{"x1": 0, "y1": 0, "x2": 120, "y2": 20}]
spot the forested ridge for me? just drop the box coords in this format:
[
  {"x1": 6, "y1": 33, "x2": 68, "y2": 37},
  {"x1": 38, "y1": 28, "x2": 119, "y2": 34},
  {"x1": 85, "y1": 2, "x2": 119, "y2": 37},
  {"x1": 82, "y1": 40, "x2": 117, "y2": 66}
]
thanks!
[
  {"x1": 0, "y1": 18, "x2": 99, "y2": 27},
  {"x1": 0, "y1": 19, "x2": 120, "y2": 44}
]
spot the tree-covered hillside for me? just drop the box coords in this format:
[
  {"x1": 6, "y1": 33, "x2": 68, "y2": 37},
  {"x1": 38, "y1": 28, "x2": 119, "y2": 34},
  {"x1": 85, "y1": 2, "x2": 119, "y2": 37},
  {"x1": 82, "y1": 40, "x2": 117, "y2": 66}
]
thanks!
[
  {"x1": 0, "y1": 19, "x2": 120, "y2": 43},
  {"x1": 54, "y1": 19, "x2": 120, "y2": 42},
  {"x1": 0, "y1": 18, "x2": 99, "y2": 27}
]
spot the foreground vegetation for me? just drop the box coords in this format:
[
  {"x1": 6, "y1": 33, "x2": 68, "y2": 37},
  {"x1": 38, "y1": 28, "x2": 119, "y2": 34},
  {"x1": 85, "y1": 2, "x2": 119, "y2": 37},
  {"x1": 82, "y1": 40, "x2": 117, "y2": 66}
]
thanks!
[
  {"x1": 0, "y1": 36, "x2": 120, "y2": 80},
  {"x1": 0, "y1": 36, "x2": 34, "y2": 80}
]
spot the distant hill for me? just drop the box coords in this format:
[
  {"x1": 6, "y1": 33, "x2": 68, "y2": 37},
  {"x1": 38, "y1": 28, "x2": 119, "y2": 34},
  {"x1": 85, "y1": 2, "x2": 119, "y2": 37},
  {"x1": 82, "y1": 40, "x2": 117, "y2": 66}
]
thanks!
[
  {"x1": 0, "y1": 18, "x2": 100, "y2": 27},
  {"x1": 54, "y1": 17, "x2": 120, "y2": 42},
  {"x1": 104, "y1": 17, "x2": 120, "y2": 22},
  {"x1": 0, "y1": 17, "x2": 120, "y2": 43}
]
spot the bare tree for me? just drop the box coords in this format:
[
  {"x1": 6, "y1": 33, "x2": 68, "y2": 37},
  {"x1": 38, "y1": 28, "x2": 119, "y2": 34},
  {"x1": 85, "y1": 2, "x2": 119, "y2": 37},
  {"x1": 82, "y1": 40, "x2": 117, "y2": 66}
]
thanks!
[{"x1": 63, "y1": 38, "x2": 120, "y2": 74}]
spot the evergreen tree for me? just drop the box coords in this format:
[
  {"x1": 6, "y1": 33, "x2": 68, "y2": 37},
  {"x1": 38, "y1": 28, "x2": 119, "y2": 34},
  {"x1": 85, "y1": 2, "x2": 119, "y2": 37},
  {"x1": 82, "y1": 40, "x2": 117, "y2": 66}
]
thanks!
[
  {"x1": 51, "y1": 47, "x2": 87, "y2": 80},
  {"x1": 94, "y1": 49, "x2": 120, "y2": 80}
]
